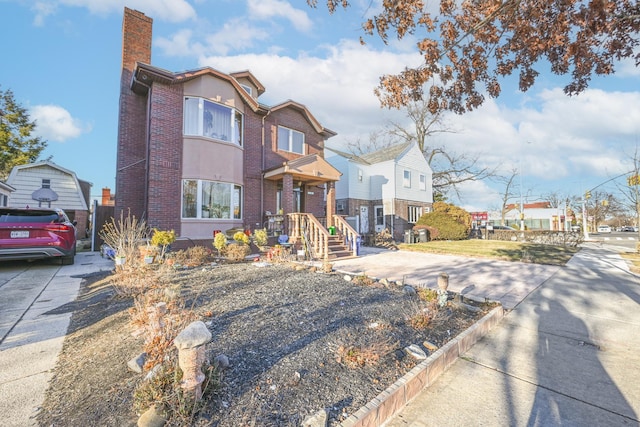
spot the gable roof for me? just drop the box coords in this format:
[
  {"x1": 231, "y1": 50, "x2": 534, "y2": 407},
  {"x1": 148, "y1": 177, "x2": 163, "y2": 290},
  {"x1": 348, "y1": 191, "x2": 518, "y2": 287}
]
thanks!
[
  {"x1": 264, "y1": 153, "x2": 342, "y2": 184},
  {"x1": 271, "y1": 100, "x2": 337, "y2": 138},
  {"x1": 326, "y1": 142, "x2": 413, "y2": 165}
]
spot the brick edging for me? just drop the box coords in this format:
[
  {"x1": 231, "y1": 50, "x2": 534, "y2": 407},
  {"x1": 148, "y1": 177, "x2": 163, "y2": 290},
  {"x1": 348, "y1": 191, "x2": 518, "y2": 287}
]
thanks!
[{"x1": 340, "y1": 305, "x2": 505, "y2": 427}]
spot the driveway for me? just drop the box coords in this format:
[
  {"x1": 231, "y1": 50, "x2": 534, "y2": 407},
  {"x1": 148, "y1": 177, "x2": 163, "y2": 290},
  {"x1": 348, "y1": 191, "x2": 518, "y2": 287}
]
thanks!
[
  {"x1": 0, "y1": 253, "x2": 113, "y2": 427},
  {"x1": 332, "y1": 247, "x2": 561, "y2": 309}
]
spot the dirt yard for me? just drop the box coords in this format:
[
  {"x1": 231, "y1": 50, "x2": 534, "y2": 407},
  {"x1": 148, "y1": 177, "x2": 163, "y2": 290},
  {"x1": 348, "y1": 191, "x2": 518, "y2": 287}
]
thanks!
[{"x1": 37, "y1": 260, "x2": 496, "y2": 427}]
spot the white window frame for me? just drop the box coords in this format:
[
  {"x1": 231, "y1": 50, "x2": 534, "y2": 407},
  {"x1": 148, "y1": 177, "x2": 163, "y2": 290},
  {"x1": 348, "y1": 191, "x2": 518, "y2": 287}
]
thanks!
[
  {"x1": 183, "y1": 97, "x2": 243, "y2": 146},
  {"x1": 419, "y1": 174, "x2": 427, "y2": 191},
  {"x1": 358, "y1": 168, "x2": 363, "y2": 182},
  {"x1": 240, "y1": 84, "x2": 252, "y2": 96},
  {"x1": 181, "y1": 179, "x2": 243, "y2": 220},
  {"x1": 408, "y1": 205, "x2": 423, "y2": 224},
  {"x1": 403, "y1": 170, "x2": 411, "y2": 188},
  {"x1": 277, "y1": 126, "x2": 305, "y2": 154}
]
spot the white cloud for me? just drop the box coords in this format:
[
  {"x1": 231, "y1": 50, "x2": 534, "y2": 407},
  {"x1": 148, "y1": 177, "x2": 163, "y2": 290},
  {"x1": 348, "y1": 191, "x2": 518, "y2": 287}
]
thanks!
[
  {"x1": 203, "y1": 19, "x2": 271, "y2": 55},
  {"x1": 30, "y1": 105, "x2": 87, "y2": 142},
  {"x1": 36, "y1": 0, "x2": 196, "y2": 22},
  {"x1": 198, "y1": 39, "x2": 422, "y2": 142},
  {"x1": 247, "y1": 0, "x2": 313, "y2": 32}
]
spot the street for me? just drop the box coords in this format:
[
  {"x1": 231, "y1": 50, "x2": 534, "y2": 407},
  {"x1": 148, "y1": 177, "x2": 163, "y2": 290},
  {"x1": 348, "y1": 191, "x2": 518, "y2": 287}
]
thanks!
[{"x1": 589, "y1": 231, "x2": 639, "y2": 250}]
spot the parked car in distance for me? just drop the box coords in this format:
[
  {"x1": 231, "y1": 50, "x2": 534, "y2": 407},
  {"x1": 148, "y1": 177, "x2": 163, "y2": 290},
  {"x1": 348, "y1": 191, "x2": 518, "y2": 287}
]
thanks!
[
  {"x1": 622, "y1": 226, "x2": 636, "y2": 232},
  {"x1": 597, "y1": 225, "x2": 612, "y2": 233},
  {"x1": 0, "y1": 207, "x2": 76, "y2": 265}
]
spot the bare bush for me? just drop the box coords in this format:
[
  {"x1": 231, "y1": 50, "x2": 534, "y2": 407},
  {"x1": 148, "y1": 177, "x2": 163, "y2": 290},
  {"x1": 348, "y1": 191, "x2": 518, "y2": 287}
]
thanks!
[{"x1": 100, "y1": 210, "x2": 149, "y2": 268}]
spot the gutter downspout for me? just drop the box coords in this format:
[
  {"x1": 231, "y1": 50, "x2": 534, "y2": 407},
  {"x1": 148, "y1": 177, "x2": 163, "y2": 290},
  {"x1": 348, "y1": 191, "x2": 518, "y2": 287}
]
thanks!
[{"x1": 261, "y1": 110, "x2": 271, "y2": 227}]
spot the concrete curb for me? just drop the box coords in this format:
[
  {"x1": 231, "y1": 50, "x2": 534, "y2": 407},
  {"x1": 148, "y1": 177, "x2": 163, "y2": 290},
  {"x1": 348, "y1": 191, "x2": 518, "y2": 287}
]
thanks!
[{"x1": 341, "y1": 305, "x2": 505, "y2": 427}]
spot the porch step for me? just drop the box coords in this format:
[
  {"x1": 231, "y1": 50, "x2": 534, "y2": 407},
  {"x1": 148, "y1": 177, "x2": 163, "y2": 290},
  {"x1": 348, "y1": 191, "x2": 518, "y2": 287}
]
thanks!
[{"x1": 327, "y1": 249, "x2": 354, "y2": 260}]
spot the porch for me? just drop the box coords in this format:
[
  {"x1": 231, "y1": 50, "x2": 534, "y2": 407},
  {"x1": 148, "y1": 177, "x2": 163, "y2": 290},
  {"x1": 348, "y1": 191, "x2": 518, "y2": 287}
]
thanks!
[{"x1": 262, "y1": 153, "x2": 360, "y2": 260}]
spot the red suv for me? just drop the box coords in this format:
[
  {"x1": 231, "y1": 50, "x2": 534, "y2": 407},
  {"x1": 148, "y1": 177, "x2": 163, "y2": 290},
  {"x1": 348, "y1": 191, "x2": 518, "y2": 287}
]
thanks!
[{"x1": 0, "y1": 207, "x2": 77, "y2": 265}]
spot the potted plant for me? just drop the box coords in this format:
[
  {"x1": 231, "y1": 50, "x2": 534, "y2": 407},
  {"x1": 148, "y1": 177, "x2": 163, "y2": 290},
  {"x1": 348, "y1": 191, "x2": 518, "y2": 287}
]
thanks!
[{"x1": 252, "y1": 228, "x2": 269, "y2": 251}]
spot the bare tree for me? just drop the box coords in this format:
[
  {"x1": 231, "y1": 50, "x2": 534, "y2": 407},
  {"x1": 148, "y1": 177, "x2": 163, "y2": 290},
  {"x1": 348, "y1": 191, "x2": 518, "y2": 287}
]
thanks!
[
  {"x1": 615, "y1": 146, "x2": 640, "y2": 228},
  {"x1": 311, "y1": 0, "x2": 640, "y2": 113},
  {"x1": 497, "y1": 168, "x2": 519, "y2": 226},
  {"x1": 346, "y1": 99, "x2": 495, "y2": 198}
]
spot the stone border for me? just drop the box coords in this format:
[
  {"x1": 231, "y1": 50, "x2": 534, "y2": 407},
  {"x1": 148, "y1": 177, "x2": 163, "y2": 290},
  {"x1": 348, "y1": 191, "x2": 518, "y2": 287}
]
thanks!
[{"x1": 341, "y1": 305, "x2": 505, "y2": 427}]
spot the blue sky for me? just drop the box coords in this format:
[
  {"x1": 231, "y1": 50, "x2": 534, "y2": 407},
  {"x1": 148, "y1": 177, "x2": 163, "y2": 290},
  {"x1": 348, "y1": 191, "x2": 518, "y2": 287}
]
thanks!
[{"x1": 1, "y1": 0, "x2": 639, "y2": 212}]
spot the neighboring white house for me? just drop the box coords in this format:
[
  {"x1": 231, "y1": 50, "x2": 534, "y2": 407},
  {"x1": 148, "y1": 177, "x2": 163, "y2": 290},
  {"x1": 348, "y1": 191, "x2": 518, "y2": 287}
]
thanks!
[
  {"x1": 489, "y1": 202, "x2": 570, "y2": 231},
  {"x1": 6, "y1": 161, "x2": 91, "y2": 238},
  {"x1": 327, "y1": 142, "x2": 433, "y2": 241},
  {"x1": 0, "y1": 181, "x2": 15, "y2": 207}
]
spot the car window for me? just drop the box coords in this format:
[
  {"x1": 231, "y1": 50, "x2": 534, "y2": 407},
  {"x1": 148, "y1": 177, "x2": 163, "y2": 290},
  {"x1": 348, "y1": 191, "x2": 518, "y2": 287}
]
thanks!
[{"x1": 0, "y1": 211, "x2": 61, "y2": 223}]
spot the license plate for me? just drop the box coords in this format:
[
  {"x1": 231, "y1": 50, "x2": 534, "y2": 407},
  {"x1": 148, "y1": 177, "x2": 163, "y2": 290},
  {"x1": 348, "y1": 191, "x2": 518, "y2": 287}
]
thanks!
[{"x1": 10, "y1": 231, "x2": 29, "y2": 238}]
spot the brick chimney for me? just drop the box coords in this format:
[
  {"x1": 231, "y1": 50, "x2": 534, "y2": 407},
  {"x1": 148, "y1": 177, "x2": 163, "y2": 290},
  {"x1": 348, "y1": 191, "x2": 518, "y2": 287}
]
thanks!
[
  {"x1": 115, "y1": 8, "x2": 152, "y2": 220},
  {"x1": 101, "y1": 187, "x2": 114, "y2": 206}
]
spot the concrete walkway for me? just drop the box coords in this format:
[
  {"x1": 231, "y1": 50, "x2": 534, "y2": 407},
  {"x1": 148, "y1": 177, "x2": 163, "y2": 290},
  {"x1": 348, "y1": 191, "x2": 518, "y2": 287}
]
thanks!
[
  {"x1": 333, "y1": 247, "x2": 561, "y2": 309},
  {"x1": 0, "y1": 253, "x2": 113, "y2": 427},
  {"x1": 350, "y1": 245, "x2": 640, "y2": 426}
]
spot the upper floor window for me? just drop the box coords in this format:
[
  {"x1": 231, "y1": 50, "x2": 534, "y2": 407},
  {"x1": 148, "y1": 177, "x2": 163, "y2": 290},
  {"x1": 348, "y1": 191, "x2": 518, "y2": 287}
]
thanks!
[
  {"x1": 240, "y1": 84, "x2": 252, "y2": 96},
  {"x1": 403, "y1": 170, "x2": 411, "y2": 188},
  {"x1": 277, "y1": 126, "x2": 304, "y2": 154},
  {"x1": 42, "y1": 179, "x2": 51, "y2": 189},
  {"x1": 358, "y1": 168, "x2": 363, "y2": 182},
  {"x1": 183, "y1": 97, "x2": 243, "y2": 146},
  {"x1": 419, "y1": 174, "x2": 427, "y2": 191}
]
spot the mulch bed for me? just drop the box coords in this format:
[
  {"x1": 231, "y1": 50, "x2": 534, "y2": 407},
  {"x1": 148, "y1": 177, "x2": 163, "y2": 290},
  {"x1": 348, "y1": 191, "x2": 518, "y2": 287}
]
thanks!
[{"x1": 37, "y1": 260, "x2": 496, "y2": 427}]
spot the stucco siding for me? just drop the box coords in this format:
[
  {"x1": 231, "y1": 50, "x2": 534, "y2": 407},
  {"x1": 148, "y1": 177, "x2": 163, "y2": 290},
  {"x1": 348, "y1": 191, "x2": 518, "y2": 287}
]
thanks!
[
  {"x1": 182, "y1": 138, "x2": 244, "y2": 184},
  {"x1": 183, "y1": 77, "x2": 246, "y2": 113}
]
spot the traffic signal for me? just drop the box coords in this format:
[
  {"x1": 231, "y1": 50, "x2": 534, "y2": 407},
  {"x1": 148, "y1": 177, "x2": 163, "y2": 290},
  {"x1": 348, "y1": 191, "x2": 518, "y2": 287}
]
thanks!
[
  {"x1": 602, "y1": 200, "x2": 609, "y2": 206},
  {"x1": 585, "y1": 191, "x2": 591, "y2": 199}
]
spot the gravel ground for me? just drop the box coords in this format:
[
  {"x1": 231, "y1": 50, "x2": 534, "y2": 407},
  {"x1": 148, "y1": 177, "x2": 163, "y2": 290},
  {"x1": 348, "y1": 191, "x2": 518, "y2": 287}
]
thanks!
[{"x1": 37, "y1": 260, "x2": 496, "y2": 427}]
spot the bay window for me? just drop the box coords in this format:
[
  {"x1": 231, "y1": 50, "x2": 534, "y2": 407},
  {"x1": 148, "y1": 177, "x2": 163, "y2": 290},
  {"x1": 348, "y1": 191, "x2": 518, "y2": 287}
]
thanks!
[
  {"x1": 182, "y1": 179, "x2": 242, "y2": 219},
  {"x1": 183, "y1": 97, "x2": 243, "y2": 146}
]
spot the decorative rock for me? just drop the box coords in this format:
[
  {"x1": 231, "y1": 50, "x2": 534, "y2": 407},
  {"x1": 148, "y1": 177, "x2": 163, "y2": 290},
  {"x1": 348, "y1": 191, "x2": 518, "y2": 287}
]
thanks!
[
  {"x1": 137, "y1": 404, "x2": 167, "y2": 427},
  {"x1": 302, "y1": 409, "x2": 328, "y2": 427},
  {"x1": 403, "y1": 285, "x2": 417, "y2": 296},
  {"x1": 379, "y1": 278, "x2": 389, "y2": 286},
  {"x1": 214, "y1": 354, "x2": 230, "y2": 370},
  {"x1": 395, "y1": 280, "x2": 404, "y2": 287},
  {"x1": 343, "y1": 275, "x2": 352, "y2": 282},
  {"x1": 404, "y1": 344, "x2": 427, "y2": 360},
  {"x1": 144, "y1": 364, "x2": 163, "y2": 381},
  {"x1": 423, "y1": 341, "x2": 438, "y2": 352},
  {"x1": 291, "y1": 371, "x2": 301, "y2": 386},
  {"x1": 452, "y1": 300, "x2": 483, "y2": 313},
  {"x1": 174, "y1": 321, "x2": 212, "y2": 350},
  {"x1": 127, "y1": 352, "x2": 147, "y2": 373}
]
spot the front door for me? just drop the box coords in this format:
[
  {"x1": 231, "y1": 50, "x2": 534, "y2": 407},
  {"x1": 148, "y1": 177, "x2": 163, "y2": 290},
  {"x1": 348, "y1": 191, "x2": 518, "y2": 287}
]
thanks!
[
  {"x1": 359, "y1": 206, "x2": 369, "y2": 234},
  {"x1": 374, "y1": 205, "x2": 384, "y2": 233}
]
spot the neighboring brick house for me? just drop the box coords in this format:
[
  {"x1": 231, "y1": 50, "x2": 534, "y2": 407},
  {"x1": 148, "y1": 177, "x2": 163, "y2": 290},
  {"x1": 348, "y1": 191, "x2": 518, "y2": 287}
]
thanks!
[
  {"x1": 116, "y1": 8, "x2": 341, "y2": 244},
  {"x1": 327, "y1": 142, "x2": 433, "y2": 242},
  {"x1": 5, "y1": 161, "x2": 91, "y2": 238}
]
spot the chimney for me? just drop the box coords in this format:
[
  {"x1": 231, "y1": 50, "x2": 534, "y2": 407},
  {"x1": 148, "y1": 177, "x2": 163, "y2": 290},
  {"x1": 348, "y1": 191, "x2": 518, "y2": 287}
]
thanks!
[
  {"x1": 122, "y1": 8, "x2": 152, "y2": 71},
  {"x1": 101, "y1": 187, "x2": 112, "y2": 206}
]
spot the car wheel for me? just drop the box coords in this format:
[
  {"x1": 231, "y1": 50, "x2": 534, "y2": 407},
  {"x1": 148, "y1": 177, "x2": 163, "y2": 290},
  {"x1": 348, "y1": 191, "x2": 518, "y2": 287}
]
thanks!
[{"x1": 61, "y1": 247, "x2": 76, "y2": 265}]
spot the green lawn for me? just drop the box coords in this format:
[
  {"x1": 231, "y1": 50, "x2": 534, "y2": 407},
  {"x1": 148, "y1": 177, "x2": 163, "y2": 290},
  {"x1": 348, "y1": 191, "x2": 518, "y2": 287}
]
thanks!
[{"x1": 398, "y1": 240, "x2": 580, "y2": 266}]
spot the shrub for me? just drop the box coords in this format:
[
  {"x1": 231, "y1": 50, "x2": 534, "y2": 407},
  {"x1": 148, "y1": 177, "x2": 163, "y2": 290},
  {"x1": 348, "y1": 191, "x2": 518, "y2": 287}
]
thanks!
[
  {"x1": 173, "y1": 246, "x2": 211, "y2": 267},
  {"x1": 253, "y1": 228, "x2": 268, "y2": 247},
  {"x1": 151, "y1": 229, "x2": 177, "y2": 259},
  {"x1": 213, "y1": 232, "x2": 227, "y2": 255},
  {"x1": 415, "y1": 211, "x2": 469, "y2": 240},
  {"x1": 99, "y1": 210, "x2": 149, "y2": 267},
  {"x1": 226, "y1": 243, "x2": 250, "y2": 261},
  {"x1": 233, "y1": 231, "x2": 250, "y2": 245}
]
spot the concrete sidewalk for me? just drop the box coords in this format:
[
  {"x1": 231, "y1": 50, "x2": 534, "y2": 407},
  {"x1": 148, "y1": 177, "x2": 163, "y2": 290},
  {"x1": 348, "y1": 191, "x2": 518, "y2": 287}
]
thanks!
[
  {"x1": 374, "y1": 245, "x2": 640, "y2": 426},
  {"x1": 0, "y1": 252, "x2": 114, "y2": 427}
]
